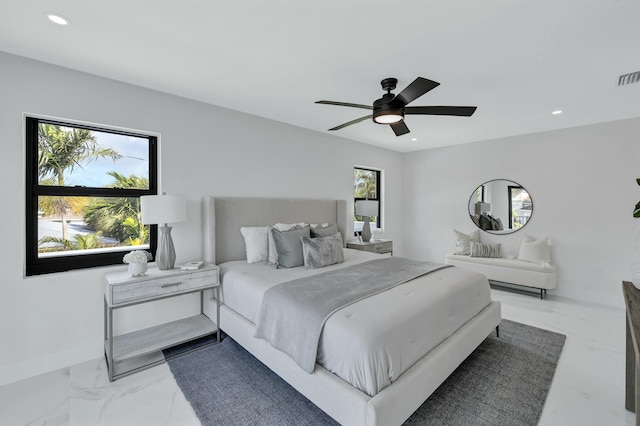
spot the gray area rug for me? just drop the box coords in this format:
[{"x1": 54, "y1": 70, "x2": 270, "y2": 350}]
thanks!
[{"x1": 167, "y1": 319, "x2": 565, "y2": 426}]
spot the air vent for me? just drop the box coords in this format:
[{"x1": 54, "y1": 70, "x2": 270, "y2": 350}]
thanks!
[{"x1": 619, "y1": 70, "x2": 640, "y2": 86}]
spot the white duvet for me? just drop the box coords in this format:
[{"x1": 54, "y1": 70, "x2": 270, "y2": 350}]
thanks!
[{"x1": 219, "y1": 249, "x2": 492, "y2": 396}]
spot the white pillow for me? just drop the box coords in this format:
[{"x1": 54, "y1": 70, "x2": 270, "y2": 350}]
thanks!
[
  {"x1": 518, "y1": 235, "x2": 551, "y2": 265},
  {"x1": 310, "y1": 223, "x2": 330, "y2": 229},
  {"x1": 272, "y1": 222, "x2": 307, "y2": 231},
  {"x1": 240, "y1": 227, "x2": 269, "y2": 263},
  {"x1": 453, "y1": 229, "x2": 480, "y2": 255}
]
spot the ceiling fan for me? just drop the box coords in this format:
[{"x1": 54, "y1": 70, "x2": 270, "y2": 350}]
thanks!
[{"x1": 315, "y1": 77, "x2": 477, "y2": 136}]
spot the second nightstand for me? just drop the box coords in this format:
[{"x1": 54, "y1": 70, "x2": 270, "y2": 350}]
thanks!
[{"x1": 347, "y1": 239, "x2": 393, "y2": 255}]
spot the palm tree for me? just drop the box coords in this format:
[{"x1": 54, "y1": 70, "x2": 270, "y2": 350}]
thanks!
[
  {"x1": 83, "y1": 172, "x2": 149, "y2": 244},
  {"x1": 354, "y1": 168, "x2": 377, "y2": 199},
  {"x1": 37, "y1": 123, "x2": 121, "y2": 240}
]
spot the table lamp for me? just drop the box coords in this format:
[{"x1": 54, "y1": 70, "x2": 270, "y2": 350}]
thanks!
[
  {"x1": 356, "y1": 200, "x2": 379, "y2": 243},
  {"x1": 140, "y1": 193, "x2": 187, "y2": 270}
]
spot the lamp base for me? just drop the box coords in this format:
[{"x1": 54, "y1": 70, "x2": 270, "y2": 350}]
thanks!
[
  {"x1": 361, "y1": 218, "x2": 372, "y2": 242},
  {"x1": 157, "y1": 226, "x2": 176, "y2": 270}
]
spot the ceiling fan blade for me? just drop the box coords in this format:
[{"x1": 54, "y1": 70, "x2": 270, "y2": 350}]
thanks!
[
  {"x1": 390, "y1": 120, "x2": 410, "y2": 136},
  {"x1": 316, "y1": 100, "x2": 373, "y2": 110},
  {"x1": 405, "y1": 106, "x2": 477, "y2": 116},
  {"x1": 392, "y1": 78, "x2": 440, "y2": 107},
  {"x1": 328, "y1": 115, "x2": 372, "y2": 131}
]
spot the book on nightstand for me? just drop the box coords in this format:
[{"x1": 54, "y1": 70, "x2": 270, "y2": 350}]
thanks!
[{"x1": 181, "y1": 261, "x2": 204, "y2": 270}]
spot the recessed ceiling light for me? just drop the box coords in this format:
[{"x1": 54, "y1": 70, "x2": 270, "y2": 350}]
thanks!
[
  {"x1": 551, "y1": 110, "x2": 563, "y2": 115},
  {"x1": 47, "y1": 13, "x2": 70, "y2": 26},
  {"x1": 411, "y1": 138, "x2": 417, "y2": 141}
]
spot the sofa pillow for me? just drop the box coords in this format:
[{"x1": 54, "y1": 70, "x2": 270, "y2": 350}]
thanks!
[
  {"x1": 270, "y1": 226, "x2": 311, "y2": 268},
  {"x1": 310, "y1": 223, "x2": 339, "y2": 238},
  {"x1": 478, "y1": 214, "x2": 493, "y2": 231},
  {"x1": 453, "y1": 229, "x2": 480, "y2": 255},
  {"x1": 518, "y1": 235, "x2": 551, "y2": 265},
  {"x1": 470, "y1": 241, "x2": 501, "y2": 258},
  {"x1": 240, "y1": 227, "x2": 269, "y2": 263},
  {"x1": 301, "y1": 233, "x2": 344, "y2": 269}
]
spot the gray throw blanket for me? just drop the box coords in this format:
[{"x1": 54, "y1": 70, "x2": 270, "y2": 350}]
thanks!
[{"x1": 254, "y1": 257, "x2": 451, "y2": 373}]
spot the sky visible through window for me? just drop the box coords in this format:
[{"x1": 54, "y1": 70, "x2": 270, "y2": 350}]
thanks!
[{"x1": 60, "y1": 130, "x2": 149, "y2": 188}]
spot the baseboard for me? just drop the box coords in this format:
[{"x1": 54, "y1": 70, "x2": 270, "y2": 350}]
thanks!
[
  {"x1": 489, "y1": 281, "x2": 546, "y2": 299},
  {"x1": 0, "y1": 342, "x2": 101, "y2": 387}
]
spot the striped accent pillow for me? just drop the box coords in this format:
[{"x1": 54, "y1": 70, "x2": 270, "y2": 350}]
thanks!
[{"x1": 470, "y1": 242, "x2": 501, "y2": 258}]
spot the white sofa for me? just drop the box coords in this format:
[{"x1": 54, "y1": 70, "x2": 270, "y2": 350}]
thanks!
[{"x1": 445, "y1": 254, "x2": 557, "y2": 299}]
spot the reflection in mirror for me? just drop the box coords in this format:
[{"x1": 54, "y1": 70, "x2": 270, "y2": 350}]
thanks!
[{"x1": 468, "y1": 179, "x2": 532, "y2": 234}]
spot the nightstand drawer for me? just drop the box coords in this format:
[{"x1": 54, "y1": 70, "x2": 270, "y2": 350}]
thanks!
[
  {"x1": 110, "y1": 269, "x2": 217, "y2": 305},
  {"x1": 347, "y1": 239, "x2": 393, "y2": 255},
  {"x1": 371, "y1": 242, "x2": 391, "y2": 253}
]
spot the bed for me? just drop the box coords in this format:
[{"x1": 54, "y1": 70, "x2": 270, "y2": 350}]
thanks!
[{"x1": 201, "y1": 196, "x2": 501, "y2": 426}]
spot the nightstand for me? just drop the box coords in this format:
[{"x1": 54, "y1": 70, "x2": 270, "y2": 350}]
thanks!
[
  {"x1": 104, "y1": 263, "x2": 220, "y2": 381},
  {"x1": 347, "y1": 239, "x2": 393, "y2": 255}
]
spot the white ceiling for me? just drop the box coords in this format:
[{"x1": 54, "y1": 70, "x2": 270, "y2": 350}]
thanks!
[{"x1": 1, "y1": 1, "x2": 639, "y2": 152}]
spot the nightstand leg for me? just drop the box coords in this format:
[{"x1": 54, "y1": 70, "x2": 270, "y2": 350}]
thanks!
[{"x1": 107, "y1": 304, "x2": 114, "y2": 382}]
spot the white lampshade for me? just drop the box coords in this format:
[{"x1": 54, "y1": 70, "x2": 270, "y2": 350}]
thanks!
[
  {"x1": 140, "y1": 194, "x2": 187, "y2": 225},
  {"x1": 356, "y1": 200, "x2": 379, "y2": 217}
]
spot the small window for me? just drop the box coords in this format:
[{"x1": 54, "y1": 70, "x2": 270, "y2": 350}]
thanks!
[
  {"x1": 25, "y1": 117, "x2": 158, "y2": 276},
  {"x1": 508, "y1": 185, "x2": 532, "y2": 230},
  {"x1": 353, "y1": 167, "x2": 381, "y2": 233}
]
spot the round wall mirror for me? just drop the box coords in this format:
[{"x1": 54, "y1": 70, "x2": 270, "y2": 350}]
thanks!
[{"x1": 468, "y1": 179, "x2": 533, "y2": 234}]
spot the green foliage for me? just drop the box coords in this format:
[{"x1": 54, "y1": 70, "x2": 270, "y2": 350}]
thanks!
[
  {"x1": 73, "y1": 233, "x2": 104, "y2": 249},
  {"x1": 37, "y1": 123, "x2": 120, "y2": 185},
  {"x1": 354, "y1": 168, "x2": 377, "y2": 199},
  {"x1": 83, "y1": 172, "x2": 149, "y2": 244},
  {"x1": 38, "y1": 233, "x2": 105, "y2": 252},
  {"x1": 38, "y1": 236, "x2": 74, "y2": 252}
]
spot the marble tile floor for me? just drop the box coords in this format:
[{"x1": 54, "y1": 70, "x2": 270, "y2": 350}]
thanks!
[{"x1": 0, "y1": 288, "x2": 636, "y2": 426}]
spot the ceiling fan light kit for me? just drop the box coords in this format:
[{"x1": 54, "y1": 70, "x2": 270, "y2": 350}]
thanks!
[{"x1": 316, "y1": 77, "x2": 477, "y2": 137}]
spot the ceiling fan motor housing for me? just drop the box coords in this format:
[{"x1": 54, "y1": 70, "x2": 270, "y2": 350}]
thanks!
[{"x1": 373, "y1": 93, "x2": 404, "y2": 124}]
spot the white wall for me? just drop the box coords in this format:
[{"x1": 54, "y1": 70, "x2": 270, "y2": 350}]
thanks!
[
  {"x1": 0, "y1": 52, "x2": 405, "y2": 385},
  {"x1": 403, "y1": 118, "x2": 640, "y2": 308}
]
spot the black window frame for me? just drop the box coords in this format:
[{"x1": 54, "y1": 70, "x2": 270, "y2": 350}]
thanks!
[
  {"x1": 508, "y1": 185, "x2": 531, "y2": 230},
  {"x1": 25, "y1": 116, "x2": 158, "y2": 276},
  {"x1": 353, "y1": 166, "x2": 382, "y2": 229}
]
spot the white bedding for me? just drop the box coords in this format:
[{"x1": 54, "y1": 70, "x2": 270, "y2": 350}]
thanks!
[{"x1": 219, "y1": 249, "x2": 492, "y2": 396}]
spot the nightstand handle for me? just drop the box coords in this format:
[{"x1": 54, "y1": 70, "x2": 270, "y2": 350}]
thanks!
[{"x1": 161, "y1": 282, "x2": 181, "y2": 288}]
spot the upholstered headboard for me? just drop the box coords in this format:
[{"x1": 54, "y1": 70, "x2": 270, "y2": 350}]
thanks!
[{"x1": 202, "y1": 196, "x2": 348, "y2": 265}]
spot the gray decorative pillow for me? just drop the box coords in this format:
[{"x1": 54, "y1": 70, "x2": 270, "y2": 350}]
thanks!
[
  {"x1": 270, "y1": 226, "x2": 311, "y2": 268},
  {"x1": 470, "y1": 241, "x2": 501, "y2": 258},
  {"x1": 453, "y1": 229, "x2": 480, "y2": 255},
  {"x1": 301, "y1": 234, "x2": 344, "y2": 269},
  {"x1": 310, "y1": 223, "x2": 339, "y2": 238}
]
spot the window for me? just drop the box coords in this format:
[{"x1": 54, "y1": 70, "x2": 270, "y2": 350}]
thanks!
[
  {"x1": 508, "y1": 185, "x2": 532, "y2": 230},
  {"x1": 25, "y1": 116, "x2": 158, "y2": 276},
  {"x1": 353, "y1": 167, "x2": 381, "y2": 233}
]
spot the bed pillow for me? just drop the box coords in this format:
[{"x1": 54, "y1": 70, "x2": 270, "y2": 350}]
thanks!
[
  {"x1": 470, "y1": 241, "x2": 501, "y2": 258},
  {"x1": 453, "y1": 229, "x2": 480, "y2": 255},
  {"x1": 310, "y1": 223, "x2": 339, "y2": 238},
  {"x1": 518, "y1": 235, "x2": 551, "y2": 265},
  {"x1": 240, "y1": 227, "x2": 269, "y2": 263},
  {"x1": 267, "y1": 223, "x2": 305, "y2": 264},
  {"x1": 272, "y1": 222, "x2": 307, "y2": 231},
  {"x1": 301, "y1": 233, "x2": 344, "y2": 269},
  {"x1": 270, "y1": 226, "x2": 311, "y2": 268}
]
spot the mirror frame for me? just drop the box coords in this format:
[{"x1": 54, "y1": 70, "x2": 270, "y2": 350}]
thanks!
[{"x1": 468, "y1": 179, "x2": 533, "y2": 234}]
